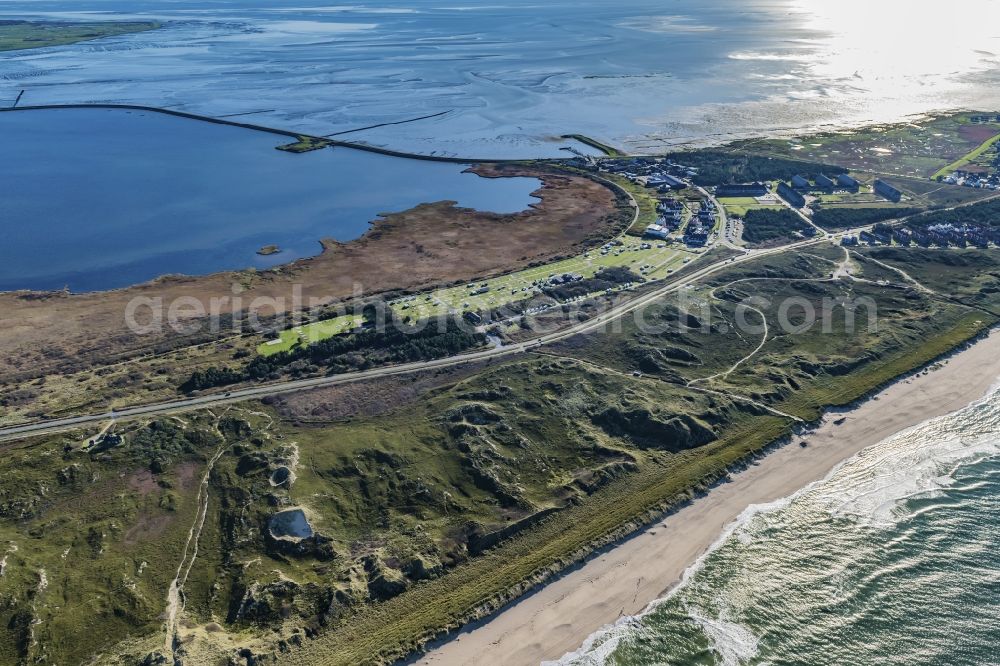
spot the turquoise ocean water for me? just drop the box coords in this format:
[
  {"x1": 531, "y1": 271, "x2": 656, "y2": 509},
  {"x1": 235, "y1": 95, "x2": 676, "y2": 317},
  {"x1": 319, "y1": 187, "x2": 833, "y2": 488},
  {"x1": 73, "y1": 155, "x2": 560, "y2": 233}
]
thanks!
[{"x1": 553, "y1": 386, "x2": 1000, "y2": 666}]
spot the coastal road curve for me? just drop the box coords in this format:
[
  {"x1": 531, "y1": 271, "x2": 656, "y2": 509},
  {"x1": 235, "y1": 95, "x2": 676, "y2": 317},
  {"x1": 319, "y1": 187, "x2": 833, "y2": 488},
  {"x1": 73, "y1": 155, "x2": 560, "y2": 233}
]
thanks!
[
  {"x1": 0, "y1": 233, "x2": 846, "y2": 444},
  {"x1": 697, "y1": 185, "x2": 740, "y2": 250}
]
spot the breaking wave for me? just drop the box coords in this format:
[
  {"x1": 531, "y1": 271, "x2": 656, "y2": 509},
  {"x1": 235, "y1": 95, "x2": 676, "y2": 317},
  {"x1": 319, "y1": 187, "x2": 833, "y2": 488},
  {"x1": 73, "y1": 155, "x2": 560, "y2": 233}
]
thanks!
[{"x1": 552, "y1": 385, "x2": 1000, "y2": 665}]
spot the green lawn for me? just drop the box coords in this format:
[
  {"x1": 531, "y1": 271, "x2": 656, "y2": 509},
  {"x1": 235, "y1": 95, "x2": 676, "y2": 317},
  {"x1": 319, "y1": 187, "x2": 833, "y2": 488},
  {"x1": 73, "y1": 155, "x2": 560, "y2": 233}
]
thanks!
[
  {"x1": 258, "y1": 178, "x2": 713, "y2": 352},
  {"x1": 393, "y1": 243, "x2": 699, "y2": 320},
  {"x1": 597, "y1": 172, "x2": 660, "y2": 234},
  {"x1": 258, "y1": 315, "x2": 363, "y2": 356},
  {"x1": 255, "y1": 241, "x2": 702, "y2": 354},
  {"x1": 718, "y1": 196, "x2": 783, "y2": 217},
  {"x1": 813, "y1": 187, "x2": 882, "y2": 205}
]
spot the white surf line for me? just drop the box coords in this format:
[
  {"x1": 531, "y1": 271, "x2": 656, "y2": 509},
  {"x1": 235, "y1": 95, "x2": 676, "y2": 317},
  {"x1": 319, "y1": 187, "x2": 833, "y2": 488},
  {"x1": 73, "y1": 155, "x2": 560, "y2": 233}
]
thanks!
[{"x1": 163, "y1": 410, "x2": 230, "y2": 656}]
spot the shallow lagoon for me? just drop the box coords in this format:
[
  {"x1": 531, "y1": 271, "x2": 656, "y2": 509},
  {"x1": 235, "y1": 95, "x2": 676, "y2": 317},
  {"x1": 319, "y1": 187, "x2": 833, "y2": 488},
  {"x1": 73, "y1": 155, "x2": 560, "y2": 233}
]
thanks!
[{"x1": 0, "y1": 108, "x2": 541, "y2": 292}]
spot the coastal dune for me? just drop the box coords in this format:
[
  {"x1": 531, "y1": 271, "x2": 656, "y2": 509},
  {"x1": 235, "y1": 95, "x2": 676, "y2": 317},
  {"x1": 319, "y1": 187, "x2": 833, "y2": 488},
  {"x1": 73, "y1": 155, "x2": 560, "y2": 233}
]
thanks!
[{"x1": 416, "y1": 330, "x2": 1000, "y2": 666}]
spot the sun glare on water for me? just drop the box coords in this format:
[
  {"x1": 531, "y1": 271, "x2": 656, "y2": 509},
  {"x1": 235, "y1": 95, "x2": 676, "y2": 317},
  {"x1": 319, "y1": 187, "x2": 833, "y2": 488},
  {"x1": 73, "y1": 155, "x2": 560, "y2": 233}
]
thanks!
[
  {"x1": 743, "y1": 0, "x2": 1000, "y2": 125},
  {"x1": 792, "y1": 0, "x2": 1000, "y2": 83}
]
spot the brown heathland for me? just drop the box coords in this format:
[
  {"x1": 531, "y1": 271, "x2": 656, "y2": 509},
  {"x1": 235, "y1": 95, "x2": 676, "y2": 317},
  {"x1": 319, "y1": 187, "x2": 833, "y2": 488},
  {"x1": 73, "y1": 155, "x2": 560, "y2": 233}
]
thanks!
[
  {"x1": 957, "y1": 123, "x2": 1000, "y2": 145},
  {"x1": 263, "y1": 361, "x2": 490, "y2": 425},
  {"x1": 0, "y1": 164, "x2": 625, "y2": 383}
]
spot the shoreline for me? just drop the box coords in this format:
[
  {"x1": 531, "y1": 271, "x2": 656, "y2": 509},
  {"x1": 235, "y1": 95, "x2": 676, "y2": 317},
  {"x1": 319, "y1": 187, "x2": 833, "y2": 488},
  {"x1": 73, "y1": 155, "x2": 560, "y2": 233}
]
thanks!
[
  {"x1": 0, "y1": 104, "x2": 535, "y2": 165},
  {"x1": 415, "y1": 329, "x2": 1000, "y2": 666},
  {"x1": 0, "y1": 125, "x2": 622, "y2": 299}
]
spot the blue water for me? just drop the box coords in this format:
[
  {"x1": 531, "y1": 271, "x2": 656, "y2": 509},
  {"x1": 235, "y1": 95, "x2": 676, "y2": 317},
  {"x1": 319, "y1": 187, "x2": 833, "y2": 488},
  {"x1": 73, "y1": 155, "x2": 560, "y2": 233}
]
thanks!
[
  {"x1": 0, "y1": 108, "x2": 540, "y2": 292},
  {"x1": 269, "y1": 508, "x2": 313, "y2": 539},
  {"x1": 2, "y1": 1, "x2": 1000, "y2": 156},
  {"x1": 556, "y1": 386, "x2": 1000, "y2": 666}
]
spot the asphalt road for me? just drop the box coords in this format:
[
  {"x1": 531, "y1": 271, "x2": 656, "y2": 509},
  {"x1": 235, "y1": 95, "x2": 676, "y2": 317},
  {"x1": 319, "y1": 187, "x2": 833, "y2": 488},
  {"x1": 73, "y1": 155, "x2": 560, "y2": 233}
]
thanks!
[
  {"x1": 0, "y1": 231, "x2": 840, "y2": 443},
  {"x1": 14, "y1": 178, "x2": 984, "y2": 444},
  {"x1": 697, "y1": 185, "x2": 740, "y2": 250}
]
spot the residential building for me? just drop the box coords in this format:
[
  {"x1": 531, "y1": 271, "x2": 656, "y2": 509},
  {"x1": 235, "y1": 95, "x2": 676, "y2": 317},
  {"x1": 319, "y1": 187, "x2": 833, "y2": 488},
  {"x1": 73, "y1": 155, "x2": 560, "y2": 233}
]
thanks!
[
  {"x1": 697, "y1": 203, "x2": 716, "y2": 224},
  {"x1": 837, "y1": 173, "x2": 860, "y2": 190},
  {"x1": 893, "y1": 228, "x2": 913, "y2": 246},
  {"x1": 644, "y1": 224, "x2": 671, "y2": 240},
  {"x1": 657, "y1": 198, "x2": 684, "y2": 213},
  {"x1": 777, "y1": 181, "x2": 806, "y2": 208},
  {"x1": 872, "y1": 223, "x2": 893, "y2": 244},
  {"x1": 684, "y1": 227, "x2": 709, "y2": 247},
  {"x1": 874, "y1": 179, "x2": 902, "y2": 202},
  {"x1": 715, "y1": 182, "x2": 769, "y2": 197},
  {"x1": 648, "y1": 174, "x2": 687, "y2": 190}
]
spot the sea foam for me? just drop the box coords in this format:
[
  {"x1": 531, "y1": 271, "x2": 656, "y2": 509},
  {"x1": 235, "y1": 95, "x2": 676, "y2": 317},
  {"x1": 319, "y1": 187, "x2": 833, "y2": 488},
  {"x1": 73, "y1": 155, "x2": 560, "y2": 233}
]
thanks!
[{"x1": 552, "y1": 385, "x2": 1000, "y2": 665}]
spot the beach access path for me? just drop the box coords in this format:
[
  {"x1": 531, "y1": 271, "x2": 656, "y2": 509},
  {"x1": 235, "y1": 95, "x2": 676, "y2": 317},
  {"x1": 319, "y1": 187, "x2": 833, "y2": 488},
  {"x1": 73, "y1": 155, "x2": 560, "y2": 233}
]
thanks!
[{"x1": 415, "y1": 330, "x2": 1000, "y2": 666}]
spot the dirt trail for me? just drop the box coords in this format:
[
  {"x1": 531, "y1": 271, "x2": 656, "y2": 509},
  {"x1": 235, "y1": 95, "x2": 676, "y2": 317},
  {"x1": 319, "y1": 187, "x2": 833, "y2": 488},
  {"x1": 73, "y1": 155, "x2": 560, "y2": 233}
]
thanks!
[
  {"x1": 862, "y1": 253, "x2": 937, "y2": 293},
  {"x1": 163, "y1": 411, "x2": 230, "y2": 658}
]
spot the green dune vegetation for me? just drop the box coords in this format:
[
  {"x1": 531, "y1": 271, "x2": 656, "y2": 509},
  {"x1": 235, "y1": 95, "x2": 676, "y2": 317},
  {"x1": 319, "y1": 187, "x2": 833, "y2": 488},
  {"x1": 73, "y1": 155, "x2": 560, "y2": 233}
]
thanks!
[
  {"x1": 4, "y1": 238, "x2": 1000, "y2": 664},
  {"x1": 0, "y1": 20, "x2": 160, "y2": 52},
  {"x1": 4, "y1": 113, "x2": 1000, "y2": 662},
  {"x1": 561, "y1": 134, "x2": 626, "y2": 157},
  {"x1": 811, "y1": 206, "x2": 922, "y2": 231},
  {"x1": 740, "y1": 208, "x2": 814, "y2": 246},
  {"x1": 275, "y1": 136, "x2": 334, "y2": 153},
  {"x1": 932, "y1": 130, "x2": 1000, "y2": 180},
  {"x1": 660, "y1": 150, "x2": 846, "y2": 186}
]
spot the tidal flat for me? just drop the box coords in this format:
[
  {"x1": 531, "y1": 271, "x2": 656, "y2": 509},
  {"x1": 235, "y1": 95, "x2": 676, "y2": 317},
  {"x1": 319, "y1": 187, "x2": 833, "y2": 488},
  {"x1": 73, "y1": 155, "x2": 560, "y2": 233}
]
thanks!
[{"x1": 4, "y1": 0, "x2": 1000, "y2": 156}]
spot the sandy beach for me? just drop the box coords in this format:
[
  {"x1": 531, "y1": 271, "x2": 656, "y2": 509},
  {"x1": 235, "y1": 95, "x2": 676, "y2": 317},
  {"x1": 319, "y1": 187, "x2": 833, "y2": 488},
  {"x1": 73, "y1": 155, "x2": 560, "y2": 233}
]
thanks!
[{"x1": 415, "y1": 329, "x2": 1000, "y2": 666}]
